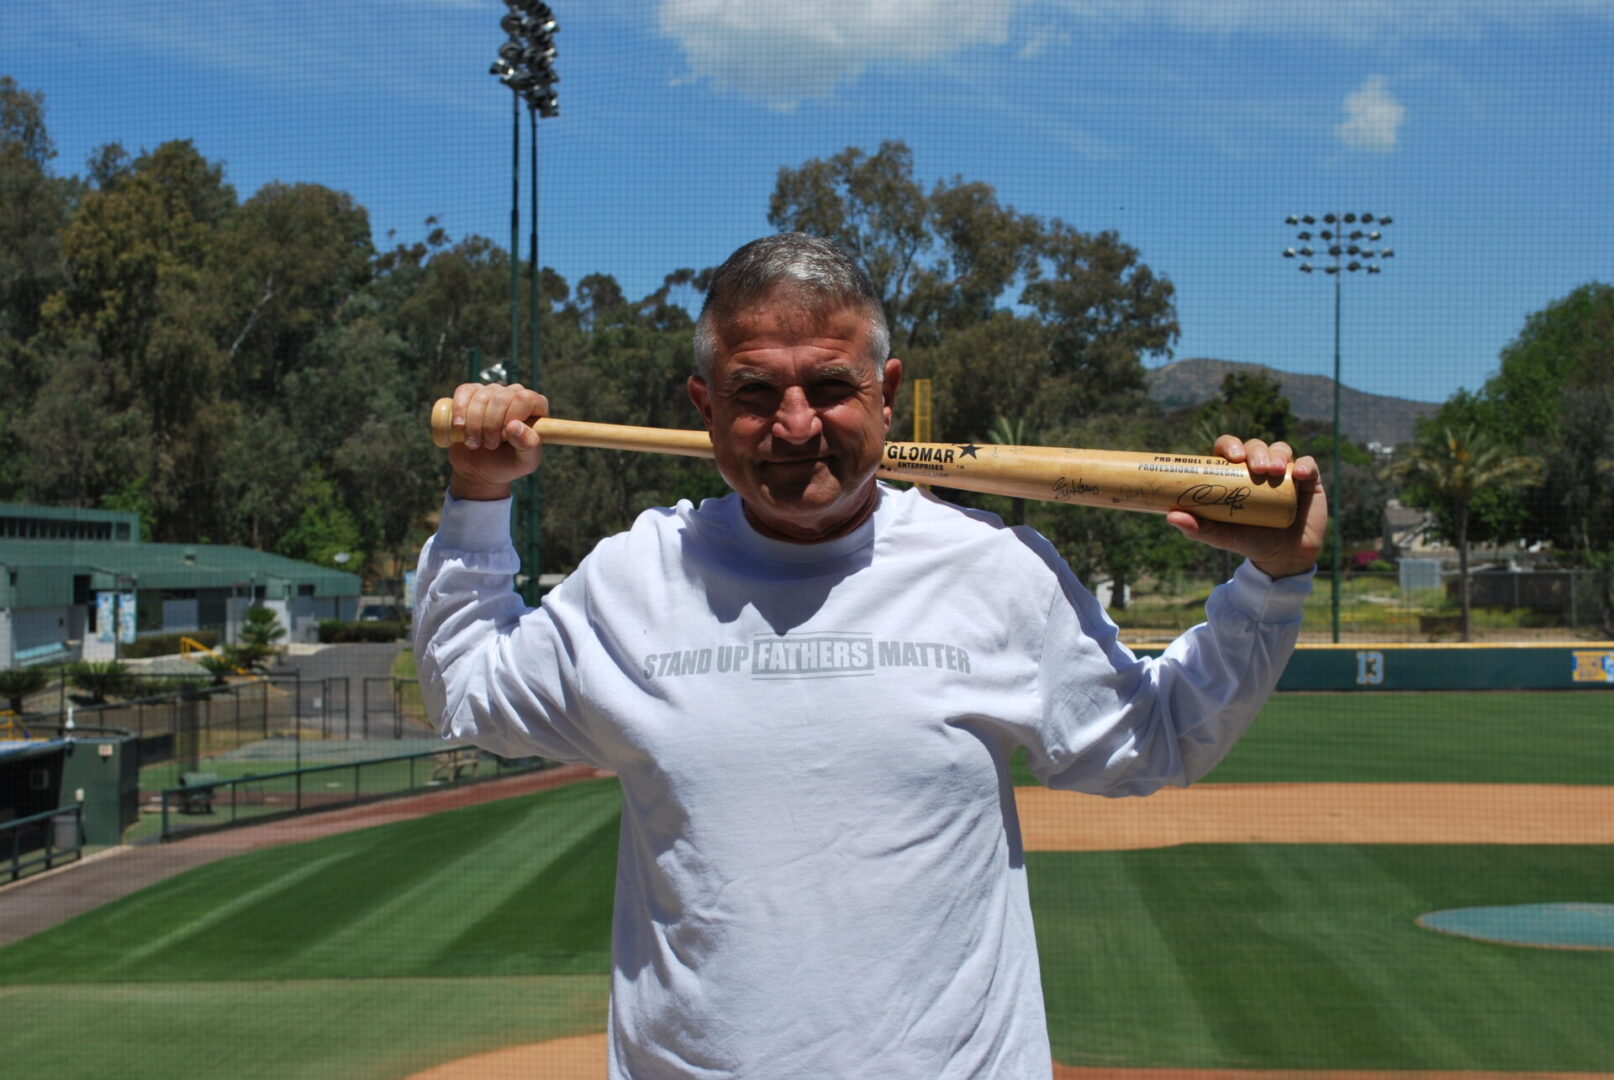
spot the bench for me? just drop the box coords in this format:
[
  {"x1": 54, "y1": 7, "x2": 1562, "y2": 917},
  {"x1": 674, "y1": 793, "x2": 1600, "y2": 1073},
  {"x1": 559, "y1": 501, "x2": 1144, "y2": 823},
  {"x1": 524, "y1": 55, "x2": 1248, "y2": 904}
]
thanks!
[
  {"x1": 430, "y1": 749, "x2": 481, "y2": 784},
  {"x1": 178, "y1": 772, "x2": 221, "y2": 815}
]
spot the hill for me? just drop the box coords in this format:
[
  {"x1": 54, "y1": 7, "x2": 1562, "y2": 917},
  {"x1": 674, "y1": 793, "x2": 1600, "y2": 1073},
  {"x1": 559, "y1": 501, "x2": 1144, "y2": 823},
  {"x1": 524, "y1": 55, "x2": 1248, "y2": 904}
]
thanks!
[{"x1": 1146, "y1": 358, "x2": 1439, "y2": 449}]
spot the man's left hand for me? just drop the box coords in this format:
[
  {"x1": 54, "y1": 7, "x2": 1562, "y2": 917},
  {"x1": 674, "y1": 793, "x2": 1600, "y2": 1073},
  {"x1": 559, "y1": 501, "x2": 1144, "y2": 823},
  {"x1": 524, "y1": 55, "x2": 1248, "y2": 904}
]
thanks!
[{"x1": 1165, "y1": 436, "x2": 1327, "y2": 580}]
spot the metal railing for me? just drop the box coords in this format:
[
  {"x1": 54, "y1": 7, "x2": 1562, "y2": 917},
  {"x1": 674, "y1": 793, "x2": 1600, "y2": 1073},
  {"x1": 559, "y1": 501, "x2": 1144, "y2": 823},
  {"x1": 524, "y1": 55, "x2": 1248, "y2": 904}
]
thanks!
[
  {"x1": 3, "y1": 803, "x2": 83, "y2": 884},
  {"x1": 157, "y1": 747, "x2": 555, "y2": 841}
]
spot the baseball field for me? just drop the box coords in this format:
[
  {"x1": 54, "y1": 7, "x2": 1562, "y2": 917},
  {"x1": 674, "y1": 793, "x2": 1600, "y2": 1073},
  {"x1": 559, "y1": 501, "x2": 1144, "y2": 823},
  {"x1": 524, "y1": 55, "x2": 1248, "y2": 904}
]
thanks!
[{"x1": 2, "y1": 689, "x2": 1610, "y2": 1078}]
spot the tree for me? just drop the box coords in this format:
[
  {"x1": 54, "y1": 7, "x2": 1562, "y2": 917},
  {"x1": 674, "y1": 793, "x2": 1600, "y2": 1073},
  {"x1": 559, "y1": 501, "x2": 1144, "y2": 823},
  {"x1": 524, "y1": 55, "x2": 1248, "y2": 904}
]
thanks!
[
  {"x1": 274, "y1": 470, "x2": 365, "y2": 569},
  {"x1": 1020, "y1": 222, "x2": 1179, "y2": 420},
  {"x1": 210, "y1": 181, "x2": 374, "y2": 399},
  {"x1": 0, "y1": 666, "x2": 49, "y2": 714},
  {"x1": 25, "y1": 140, "x2": 237, "y2": 538},
  {"x1": 230, "y1": 607, "x2": 286, "y2": 672},
  {"x1": 1397, "y1": 423, "x2": 1541, "y2": 641},
  {"x1": 1193, "y1": 371, "x2": 1292, "y2": 448},
  {"x1": 768, "y1": 141, "x2": 929, "y2": 335},
  {"x1": 1464, "y1": 283, "x2": 1614, "y2": 557},
  {"x1": 0, "y1": 78, "x2": 70, "y2": 346}
]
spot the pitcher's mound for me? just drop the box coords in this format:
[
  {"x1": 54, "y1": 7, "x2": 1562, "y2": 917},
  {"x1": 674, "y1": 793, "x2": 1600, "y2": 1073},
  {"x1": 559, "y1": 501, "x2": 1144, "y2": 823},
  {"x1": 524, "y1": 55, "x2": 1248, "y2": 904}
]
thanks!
[{"x1": 1418, "y1": 903, "x2": 1614, "y2": 950}]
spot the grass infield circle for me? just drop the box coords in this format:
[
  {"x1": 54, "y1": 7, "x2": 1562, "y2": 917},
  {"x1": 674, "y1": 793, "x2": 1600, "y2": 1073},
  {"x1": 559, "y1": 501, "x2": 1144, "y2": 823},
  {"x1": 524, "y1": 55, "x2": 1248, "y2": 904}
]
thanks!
[{"x1": 1416, "y1": 903, "x2": 1614, "y2": 950}]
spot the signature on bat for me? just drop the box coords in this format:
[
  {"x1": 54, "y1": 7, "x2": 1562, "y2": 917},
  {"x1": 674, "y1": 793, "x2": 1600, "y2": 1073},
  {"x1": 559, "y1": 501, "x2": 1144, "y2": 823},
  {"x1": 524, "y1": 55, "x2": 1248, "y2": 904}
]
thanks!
[
  {"x1": 1178, "y1": 483, "x2": 1251, "y2": 513},
  {"x1": 1052, "y1": 476, "x2": 1101, "y2": 501}
]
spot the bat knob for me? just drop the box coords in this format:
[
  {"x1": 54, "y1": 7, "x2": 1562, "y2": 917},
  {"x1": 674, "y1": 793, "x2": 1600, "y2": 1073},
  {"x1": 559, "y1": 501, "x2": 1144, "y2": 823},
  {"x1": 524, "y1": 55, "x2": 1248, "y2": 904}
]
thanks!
[{"x1": 430, "y1": 398, "x2": 459, "y2": 448}]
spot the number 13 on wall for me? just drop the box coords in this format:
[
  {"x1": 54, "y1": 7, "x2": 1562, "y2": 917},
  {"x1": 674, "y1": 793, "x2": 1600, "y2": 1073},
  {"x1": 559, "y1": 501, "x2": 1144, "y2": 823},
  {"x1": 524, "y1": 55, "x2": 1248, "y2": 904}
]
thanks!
[{"x1": 1355, "y1": 650, "x2": 1385, "y2": 685}]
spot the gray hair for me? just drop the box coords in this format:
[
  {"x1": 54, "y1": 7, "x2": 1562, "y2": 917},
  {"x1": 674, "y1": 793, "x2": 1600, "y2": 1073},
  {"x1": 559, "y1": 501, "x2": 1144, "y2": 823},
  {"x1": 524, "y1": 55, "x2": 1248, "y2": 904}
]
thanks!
[{"x1": 692, "y1": 233, "x2": 890, "y2": 380}]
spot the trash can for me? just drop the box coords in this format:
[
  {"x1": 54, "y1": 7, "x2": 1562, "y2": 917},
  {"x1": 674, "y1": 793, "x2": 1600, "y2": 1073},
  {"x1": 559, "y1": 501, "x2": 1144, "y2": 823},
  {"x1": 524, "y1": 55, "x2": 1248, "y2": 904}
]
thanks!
[{"x1": 51, "y1": 812, "x2": 80, "y2": 852}]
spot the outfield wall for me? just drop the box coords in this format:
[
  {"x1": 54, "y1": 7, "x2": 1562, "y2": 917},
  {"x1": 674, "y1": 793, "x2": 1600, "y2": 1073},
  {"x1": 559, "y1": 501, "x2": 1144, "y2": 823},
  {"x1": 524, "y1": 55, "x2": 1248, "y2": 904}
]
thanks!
[{"x1": 1131, "y1": 642, "x2": 1614, "y2": 691}]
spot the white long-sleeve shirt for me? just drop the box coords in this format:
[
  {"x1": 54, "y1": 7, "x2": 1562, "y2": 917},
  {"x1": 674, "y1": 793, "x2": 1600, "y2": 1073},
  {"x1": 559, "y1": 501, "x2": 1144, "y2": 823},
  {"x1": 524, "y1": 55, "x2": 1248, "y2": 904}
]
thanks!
[{"x1": 415, "y1": 483, "x2": 1310, "y2": 1079}]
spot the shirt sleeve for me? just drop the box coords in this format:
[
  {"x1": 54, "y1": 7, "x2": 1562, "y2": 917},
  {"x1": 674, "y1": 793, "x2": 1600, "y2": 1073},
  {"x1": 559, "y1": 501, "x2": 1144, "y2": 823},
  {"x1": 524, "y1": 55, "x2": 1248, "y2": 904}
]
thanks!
[
  {"x1": 1028, "y1": 559, "x2": 1311, "y2": 796},
  {"x1": 411, "y1": 492, "x2": 608, "y2": 767}
]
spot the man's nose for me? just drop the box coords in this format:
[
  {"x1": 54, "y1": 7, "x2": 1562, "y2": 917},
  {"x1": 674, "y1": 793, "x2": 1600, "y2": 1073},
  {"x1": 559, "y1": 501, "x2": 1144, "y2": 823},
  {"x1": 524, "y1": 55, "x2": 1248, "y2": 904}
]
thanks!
[{"x1": 772, "y1": 387, "x2": 822, "y2": 444}]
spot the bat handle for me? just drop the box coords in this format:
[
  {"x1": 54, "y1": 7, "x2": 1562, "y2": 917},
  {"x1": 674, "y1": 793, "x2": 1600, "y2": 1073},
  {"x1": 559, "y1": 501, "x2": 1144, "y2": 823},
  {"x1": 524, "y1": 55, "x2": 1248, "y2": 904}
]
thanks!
[{"x1": 432, "y1": 397, "x2": 545, "y2": 448}]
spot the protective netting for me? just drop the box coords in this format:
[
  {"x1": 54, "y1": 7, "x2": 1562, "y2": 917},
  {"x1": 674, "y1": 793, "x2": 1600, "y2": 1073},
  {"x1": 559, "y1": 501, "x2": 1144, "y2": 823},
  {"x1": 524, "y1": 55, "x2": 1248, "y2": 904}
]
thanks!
[{"x1": 2, "y1": 3, "x2": 1611, "y2": 1076}]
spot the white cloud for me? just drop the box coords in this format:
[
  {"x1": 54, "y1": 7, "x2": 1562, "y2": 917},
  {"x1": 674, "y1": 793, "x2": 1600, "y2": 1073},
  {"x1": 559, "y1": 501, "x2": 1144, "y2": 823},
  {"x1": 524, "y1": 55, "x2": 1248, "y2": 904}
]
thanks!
[
  {"x1": 1018, "y1": 23, "x2": 1072, "y2": 60},
  {"x1": 1045, "y1": 0, "x2": 1614, "y2": 43},
  {"x1": 657, "y1": 0, "x2": 1013, "y2": 106},
  {"x1": 1335, "y1": 74, "x2": 1404, "y2": 151}
]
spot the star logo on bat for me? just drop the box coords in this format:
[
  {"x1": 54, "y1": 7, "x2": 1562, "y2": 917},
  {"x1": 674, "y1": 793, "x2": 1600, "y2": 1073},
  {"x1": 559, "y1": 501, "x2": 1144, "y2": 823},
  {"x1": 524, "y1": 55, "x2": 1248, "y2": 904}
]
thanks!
[{"x1": 956, "y1": 443, "x2": 980, "y2": 458}]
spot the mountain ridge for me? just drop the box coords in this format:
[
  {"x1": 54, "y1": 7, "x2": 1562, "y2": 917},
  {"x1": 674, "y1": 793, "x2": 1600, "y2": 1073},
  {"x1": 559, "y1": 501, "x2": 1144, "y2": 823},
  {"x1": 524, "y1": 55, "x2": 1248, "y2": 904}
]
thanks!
[{"x1": 1146, "y1": 357, "x2": 1439, "y2": 448}]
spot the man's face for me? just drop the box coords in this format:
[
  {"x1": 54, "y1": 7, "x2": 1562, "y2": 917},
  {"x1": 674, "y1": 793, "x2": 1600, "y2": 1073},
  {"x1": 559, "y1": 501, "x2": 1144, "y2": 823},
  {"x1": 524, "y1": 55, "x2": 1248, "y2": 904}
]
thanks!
[{"x1": 688, "y1": 296, "x2": 902, "y2": 543}]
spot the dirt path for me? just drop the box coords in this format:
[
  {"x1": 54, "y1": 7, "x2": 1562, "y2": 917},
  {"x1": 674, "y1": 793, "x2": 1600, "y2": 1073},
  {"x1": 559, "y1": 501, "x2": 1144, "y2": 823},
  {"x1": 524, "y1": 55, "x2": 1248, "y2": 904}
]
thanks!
[{"x1": 1016, "y1": 782, "x2": 1614, "y2": 850}]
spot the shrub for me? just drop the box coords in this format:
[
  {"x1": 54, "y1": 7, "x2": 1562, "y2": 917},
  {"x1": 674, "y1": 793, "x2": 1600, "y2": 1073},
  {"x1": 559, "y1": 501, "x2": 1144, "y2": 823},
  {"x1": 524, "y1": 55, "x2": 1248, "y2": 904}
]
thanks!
[
  {"x1": 231, "y1": 607, "x2": 287, "y2": 672},
  {"x1": 0, "y1": 666, "x2": 51, "y2": 713},
  {"x1": 66, "y1": 660, "x2": 134, "y2": 703},
  {"x1": 318, "y1": 619, "x2": 408, "y2": 643},
  {"x1": 195, "y1": 653, "x2": 238, "y2": 685},
  {"x1": 122, "y1": 630, "x2": 220, "y2": 659}
]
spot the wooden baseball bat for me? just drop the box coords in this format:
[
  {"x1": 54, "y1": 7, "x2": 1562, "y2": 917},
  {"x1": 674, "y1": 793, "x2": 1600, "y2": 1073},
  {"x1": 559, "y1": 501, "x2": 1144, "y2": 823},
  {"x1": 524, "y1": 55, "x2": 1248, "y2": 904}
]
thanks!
[{"x1": 430, "y1": 399, "x2": 1296, "y2": 528}]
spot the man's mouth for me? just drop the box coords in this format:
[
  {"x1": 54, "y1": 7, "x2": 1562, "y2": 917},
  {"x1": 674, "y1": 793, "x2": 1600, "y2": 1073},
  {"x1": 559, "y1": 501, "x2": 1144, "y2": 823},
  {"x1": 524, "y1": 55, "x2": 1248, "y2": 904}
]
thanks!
[{"x1": 760, "y1": 457, "x2": 830, "y2": 479}]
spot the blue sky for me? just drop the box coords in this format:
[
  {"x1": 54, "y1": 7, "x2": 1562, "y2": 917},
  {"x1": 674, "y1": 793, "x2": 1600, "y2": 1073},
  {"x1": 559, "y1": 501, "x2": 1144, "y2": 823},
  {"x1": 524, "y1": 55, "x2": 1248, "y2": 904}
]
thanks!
[{"x1": 7, "y1": 0, "x2": 1613, "y2": 406}]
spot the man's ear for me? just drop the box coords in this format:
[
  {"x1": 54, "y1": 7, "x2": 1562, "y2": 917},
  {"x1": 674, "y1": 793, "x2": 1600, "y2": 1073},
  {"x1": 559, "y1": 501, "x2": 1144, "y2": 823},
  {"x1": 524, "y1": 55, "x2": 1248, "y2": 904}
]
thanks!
[
  {"x1": 880, "y1": 357, "x2": 903, "y2": 431},
  {"x1": 688, "y1": 375, "x2": 715, "y2": 432}
]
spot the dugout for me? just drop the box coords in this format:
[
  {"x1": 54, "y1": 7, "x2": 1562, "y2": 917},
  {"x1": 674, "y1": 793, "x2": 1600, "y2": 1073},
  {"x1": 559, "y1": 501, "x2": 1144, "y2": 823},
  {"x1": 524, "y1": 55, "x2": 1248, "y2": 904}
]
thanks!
[
  {"x1": 0, "y1": 502, "x2": 361, "y2": 668},
  {"x1": 0, "y1": 733, "x2": 139, "y2": 848}
]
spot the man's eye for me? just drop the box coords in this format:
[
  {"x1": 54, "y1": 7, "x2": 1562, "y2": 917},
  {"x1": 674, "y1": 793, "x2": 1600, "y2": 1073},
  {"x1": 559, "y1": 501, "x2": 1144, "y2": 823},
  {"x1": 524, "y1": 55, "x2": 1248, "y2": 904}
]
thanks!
[{"x1": 810, "y1": 381, "x2": 857, "y2": 403}]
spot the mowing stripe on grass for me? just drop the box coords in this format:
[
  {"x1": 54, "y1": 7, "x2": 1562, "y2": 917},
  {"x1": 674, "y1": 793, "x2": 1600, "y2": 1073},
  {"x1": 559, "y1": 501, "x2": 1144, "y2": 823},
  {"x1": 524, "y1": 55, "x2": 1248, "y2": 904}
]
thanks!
[
  {"x1": 117, "y1": 849, "x2": 350, "y2": 968},
  {"x1": 0, "y1": 781, "x2": 623, "y2": 984},
  {"x1": 1031, "y1": 844, "x2": 1614, "y2": 1072},
  {"x1": 273, "y1": 783, "x2": 620, "y2": 979}
]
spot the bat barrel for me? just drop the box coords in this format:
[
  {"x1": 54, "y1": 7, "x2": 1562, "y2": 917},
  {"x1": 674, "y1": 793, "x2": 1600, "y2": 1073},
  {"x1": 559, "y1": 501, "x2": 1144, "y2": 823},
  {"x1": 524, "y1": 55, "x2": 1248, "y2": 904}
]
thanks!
[{"x1": 876, "y1": 442, "x2": 1295, "y2": 528}]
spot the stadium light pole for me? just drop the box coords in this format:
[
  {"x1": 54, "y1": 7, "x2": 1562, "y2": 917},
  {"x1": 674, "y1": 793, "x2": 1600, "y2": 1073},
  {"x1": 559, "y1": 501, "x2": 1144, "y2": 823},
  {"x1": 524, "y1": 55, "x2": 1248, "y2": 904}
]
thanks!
[
  {"x1": 490, "y1": 1, "x2": 559, "y2": 604},
  {"x1": 1283, "y1": 212, "x2": 1394, "y2": 643}
]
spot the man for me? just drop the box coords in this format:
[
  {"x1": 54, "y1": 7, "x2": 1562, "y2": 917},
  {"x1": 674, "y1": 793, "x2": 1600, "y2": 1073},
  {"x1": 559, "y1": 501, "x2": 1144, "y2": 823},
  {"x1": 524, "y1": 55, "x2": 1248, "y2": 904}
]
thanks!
[{"x1": 417, "y1": 233, "x2": 1325, "y2": 1078}]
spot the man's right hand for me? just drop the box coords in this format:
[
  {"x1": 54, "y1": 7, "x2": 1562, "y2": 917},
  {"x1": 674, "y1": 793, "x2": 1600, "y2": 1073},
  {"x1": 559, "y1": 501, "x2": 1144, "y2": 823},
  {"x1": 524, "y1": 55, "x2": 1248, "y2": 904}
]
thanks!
[{"x1": 446, "y1": 382, "x2": 547, "y2": 501}]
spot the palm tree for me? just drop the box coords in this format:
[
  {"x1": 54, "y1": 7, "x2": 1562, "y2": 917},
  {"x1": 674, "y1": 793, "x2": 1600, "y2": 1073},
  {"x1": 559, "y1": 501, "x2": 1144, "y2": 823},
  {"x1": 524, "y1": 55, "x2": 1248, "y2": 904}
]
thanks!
[
  {"x1": 1396, "y1": 424, "x2": 1541, "y2": 641},
  {"x1": 0, "y1": 666, "x2": 50, "y2": 715}
]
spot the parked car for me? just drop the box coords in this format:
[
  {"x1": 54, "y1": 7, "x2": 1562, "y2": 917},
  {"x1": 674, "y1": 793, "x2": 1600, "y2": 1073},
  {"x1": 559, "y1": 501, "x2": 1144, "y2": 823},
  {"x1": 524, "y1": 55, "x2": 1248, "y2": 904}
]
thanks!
[{"x1": 358, "y1": 604, "x2": 402, "y2": 622}]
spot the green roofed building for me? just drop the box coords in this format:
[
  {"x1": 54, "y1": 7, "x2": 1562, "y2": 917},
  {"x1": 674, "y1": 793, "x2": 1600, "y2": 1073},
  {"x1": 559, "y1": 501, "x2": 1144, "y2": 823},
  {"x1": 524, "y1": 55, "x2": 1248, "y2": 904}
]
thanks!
[{"x1": 0, "y1": 503, "x2": 361, "y2": 667}]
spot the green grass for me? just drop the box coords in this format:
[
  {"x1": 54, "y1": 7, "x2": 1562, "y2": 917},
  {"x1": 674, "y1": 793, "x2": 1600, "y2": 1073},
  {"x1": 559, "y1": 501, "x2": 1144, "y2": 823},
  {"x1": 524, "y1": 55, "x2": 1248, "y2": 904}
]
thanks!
[
  {"x1": 1011, "y1": 689, "x2": 1614, "y2": 786},
  {"x1": 1031, "y1": 844, "x2": 1614, "y2": 1071},
  {"x1": 1, "y1": 780, "x2": 621, "y2": 985},
  {"x1": 0, "y1": 976, "x2": 608, "y2": 1080}
]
